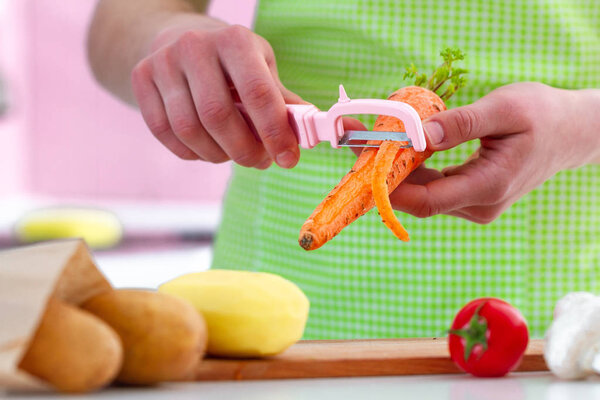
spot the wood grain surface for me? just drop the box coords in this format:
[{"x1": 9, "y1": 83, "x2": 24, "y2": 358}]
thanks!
[{"x1": 196, "y1": 338, "x2": 546, "y2": 381}]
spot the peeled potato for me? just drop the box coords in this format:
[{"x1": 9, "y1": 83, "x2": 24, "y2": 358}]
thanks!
[
  {"x1": 18, "y1": 297, "x2": 123, "y2": 393},
  {"x1": 14, "y1": 207, "x2": 123, "y2": 249},
  {"x1": 159, "y1": 270, "x2": 310, "y2": 358},
  {"x1": 81, "y1": 289, "x2": 207, "y2": 384}
]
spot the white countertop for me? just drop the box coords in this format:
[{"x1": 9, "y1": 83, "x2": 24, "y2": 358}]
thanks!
[{"x1": 5, "y1": 372, "x2": 600, "y2": 399}]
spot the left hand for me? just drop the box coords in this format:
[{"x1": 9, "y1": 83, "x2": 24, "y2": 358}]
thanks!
[{"x1": 389, "y1": 82, "x2": 600, "y2": 223}]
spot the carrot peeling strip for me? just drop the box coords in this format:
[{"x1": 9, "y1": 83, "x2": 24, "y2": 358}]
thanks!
[{"x1": 372, "y1": 141, "x2": 409, "y2": 241}]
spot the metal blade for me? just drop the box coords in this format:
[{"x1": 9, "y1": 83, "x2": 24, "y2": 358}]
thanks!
[{"x1": 338, "y1": 130, "x2": 413, "y2": 148}]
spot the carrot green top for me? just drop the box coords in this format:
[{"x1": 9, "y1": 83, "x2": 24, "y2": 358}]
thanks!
[{"x1": 213, "y1": 0, "x2": 600, "y2": 339}]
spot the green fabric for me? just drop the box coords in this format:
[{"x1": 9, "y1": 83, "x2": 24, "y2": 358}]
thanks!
[{"x1": 213, "y1": 0, "x2": 600, "y2": 339}]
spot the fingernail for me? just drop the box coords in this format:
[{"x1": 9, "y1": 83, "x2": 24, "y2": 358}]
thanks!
[
  {"x1": 275, "y1": 150, "x2": 297, "y2": 168},
  {"x1": 424, "y1": 121, "x2": 444, "y2": 145}
]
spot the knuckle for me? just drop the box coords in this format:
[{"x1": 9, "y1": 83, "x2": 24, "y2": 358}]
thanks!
[
  {"x1": 411, "y1": 199, "x2": 439, "y2": 219},
  {"x1": 131, "y1": 59, "x2": 151, "y2": 84},
  {"x1": 232, "y1": 150, "x2": 262, "y2": 167},
  {"x1": 502, "y1": 93, "x2": 529, "y2": 119},
  {"x1": 484, "y1": 175, "x2": 511, "y2": 204},
  {"x1": 177, "y1": 30, "x2": 202, "y2": 49},
  {"x1": 473, "y1": 209, "x2": 502, "y2": 225},
  {"x1": 453, "y1": 107, "x2": 482, "y2": 141},
  {"x1": 242, "y1": 78, "x2": 275, "y2": 108},
  {"x1": 224, "y1": 24, "x2": 251, "y2": 41},
  {"x1": 171, "y1": 119, "x2": 199, "y2": 142},
  {"x1": 175, "y1": 148, "x2": 200, "y2": 161},
  {"x1": 146, "y1": 117, "x2": 172, "y2": 138},
  {"x1": 258, "y1": 122, "x2": 284, "y2": 144},
  {"x1": 176, "y1": 30, "x2": 211, "y2": 60},
  {"x1": 151, "y1": 47, "x2": 175, "y2": 69},
  {"x1": 490, "y1": 86, "x2": 541, "y2": 130},
  {"x1": 257, "y1": 36, "x2": 275, "y2": 61},
  {"x1": 521, "y1": 81, "x2": 548, "y2": 92},
  {"x1": 218, "y1": 25, "x2": 252, "y2": 49},
  {"x1": 205, "y1": 152, "x2": 230, "y2": 164},
  {"x1": 198, "y1": 100, "x2": 232, "y2": 126}
]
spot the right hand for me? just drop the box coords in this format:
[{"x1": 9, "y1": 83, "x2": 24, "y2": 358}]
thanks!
[{"x1": 131, "y1": 22, "x2": 304, "y2": 169}]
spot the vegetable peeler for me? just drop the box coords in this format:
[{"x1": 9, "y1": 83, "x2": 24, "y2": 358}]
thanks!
[{"x1": 237, "y1": 85, "x2": 426, "y2": 151}]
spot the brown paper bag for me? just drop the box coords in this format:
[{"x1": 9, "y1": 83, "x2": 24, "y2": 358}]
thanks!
[{"x1": 0, "y1": 239, "x2": 112, "y2": 390}]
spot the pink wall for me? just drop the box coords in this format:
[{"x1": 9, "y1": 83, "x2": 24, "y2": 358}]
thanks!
[
  {"x1": 0, "y1": 0, "x2": 256, "y2": 203},
  {"x1": 0, "y1": 1, "x2": 30, "y2": 196}
]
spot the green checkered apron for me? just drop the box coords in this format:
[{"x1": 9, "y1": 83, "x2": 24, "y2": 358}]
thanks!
[{"x1": 212, "y1": 0, "x2": 600, "y2": 339}]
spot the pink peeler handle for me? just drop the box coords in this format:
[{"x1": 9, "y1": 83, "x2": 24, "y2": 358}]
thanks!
[{"x1": 236, "y1": 85, "x2": 426, "y2": 151}]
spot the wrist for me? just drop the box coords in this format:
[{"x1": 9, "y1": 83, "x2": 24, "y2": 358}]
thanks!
[
  {"x1": 147, "y1": 12, "x2": 228, "y2": 54},
  {"x1": 573, "y1": 89, "x2": 600, "y2": 165}
]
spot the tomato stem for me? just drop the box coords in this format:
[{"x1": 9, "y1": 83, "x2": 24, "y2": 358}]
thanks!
[{"x1": 448, "y1": 302, "x2": 488, "y2": 361}]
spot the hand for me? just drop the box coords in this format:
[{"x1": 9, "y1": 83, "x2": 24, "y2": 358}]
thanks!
[
  {"x1": 389, "y1": 82, "x2": 600, "y2": 223},
  {"x1": 131, "y1": 19, "x2": 304, "y2": 168}
]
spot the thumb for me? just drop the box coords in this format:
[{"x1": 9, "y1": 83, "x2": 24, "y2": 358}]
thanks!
[{"x1": 422, "y1": 94, "x2": 521, "y2": 151}]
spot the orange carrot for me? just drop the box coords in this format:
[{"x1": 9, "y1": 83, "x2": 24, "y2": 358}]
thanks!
[
  {"x1": 299, "y1": 49, "x2": 466, "y2": 250},
  {"x1": 370, "y1": 86, "x2": 445, "y2": 242},
  {"x1": 373, "y1": 141, "x2": 409, "y2": 241}
]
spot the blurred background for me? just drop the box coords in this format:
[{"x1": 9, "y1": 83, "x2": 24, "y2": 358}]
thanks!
[{"x1": 0, "y1": 0, "x2": 255, "y2": 287}]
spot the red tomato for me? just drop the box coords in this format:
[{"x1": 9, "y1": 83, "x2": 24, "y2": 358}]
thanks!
[{"x1": 448, "y1": 298, "x2": 529, "y2": 377}]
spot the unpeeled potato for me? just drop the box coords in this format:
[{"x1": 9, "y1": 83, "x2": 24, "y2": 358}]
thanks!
[
  {"x1": 159, "y1": 270, "x2": 310, "y2": 358},
  {"x1": 18, "y1": 297, "x2": 123, "y2": 393},
  {"x1": 81, "y1": 289, "x2": 207, "y2": 384}
]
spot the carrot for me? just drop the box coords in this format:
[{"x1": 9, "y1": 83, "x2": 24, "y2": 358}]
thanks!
[
  {"x1": 372, "y1": 141, "x2": 410, "y2": 241},
  {"x1": 371, "y1": 87, "x2": 444, "y2": 242},
  {"x1": 299, "y1": 48, "x2": 466, "y2": 250}
]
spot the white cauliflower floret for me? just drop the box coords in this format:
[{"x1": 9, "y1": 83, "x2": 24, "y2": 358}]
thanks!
[{"x1": 544, "y1": 292, "x2": 600, "y2": 379}]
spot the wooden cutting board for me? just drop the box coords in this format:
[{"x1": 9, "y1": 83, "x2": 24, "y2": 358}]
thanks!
[{"x1": 196, "y1": 338, "x2": 546, "y2": 381}]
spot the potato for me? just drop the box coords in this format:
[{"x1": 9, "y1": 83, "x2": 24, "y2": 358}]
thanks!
[
  {"x1": 81, "y1": 289, "x2": 207, "y2": 384},
  {"x1": 159, "y1": 270, "x2": 309, "y2": 358},
  {"x1": 14, "y1": 208, "x2": 123, "y2": 249},
  {"x1": 18, "y1": 297, "x2": 123, "y2": 393}
]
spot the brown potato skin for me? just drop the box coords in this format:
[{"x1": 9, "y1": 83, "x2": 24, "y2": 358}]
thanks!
[
  {"x1": 81, "y1": 289, "x2": 207, "y2": 385},
  {"x1": 18, "y1": 297, "x2": 123, "y2": 393}
]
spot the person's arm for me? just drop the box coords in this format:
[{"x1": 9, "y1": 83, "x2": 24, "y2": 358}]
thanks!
[
  {"x1": 88, "y1": 0, "x2": 216, "y2": 105},
  {"x1": 389, "y1": 83, "x2": 600, "y2": 223},
  {"x1": 87, "y1": 0, "x2": 306, "y2": 168},
  {"x1": 576, "y1": 89, "x2": 600, "y2": 164}
]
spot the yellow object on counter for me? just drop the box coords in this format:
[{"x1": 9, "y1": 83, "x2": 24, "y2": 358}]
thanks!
[
  {"x1": 159, "y1": 270, "x2": 310, "y2": 358},
  {"x1": 81, "y1": 289, "x2": 207, "y2": 385},
  {"x1": 14, "y1": 208, "x2": 123, "y2": 249}
]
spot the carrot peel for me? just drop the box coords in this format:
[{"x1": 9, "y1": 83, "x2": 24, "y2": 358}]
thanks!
[{"x1": 372, "y1": 141, "x2": 410, "y2": 241}]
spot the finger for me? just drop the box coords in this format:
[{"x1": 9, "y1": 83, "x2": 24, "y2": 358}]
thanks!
[
  {"x1": 441, "y1": 150, "x2": 481, "y2": 177},
  {"x1": 178, "y1": 54, "x2": 269, "y2": 168},
  {"x1": 219, "y1": 29, "x2": 299, "y2": 168},
  {"x1": 449, "y1": 192, "x2": 521, "y2": 224},
  {"x1": 150, "y1": 60, "x2": 232, "y2": 163},
  {"x1": 388, "y1": 166, "x2": 443, "y2": 211},
  {"x1": 131, "y1": 60, "x2": 199, "y2": 160},
  {"x1": 445, "y1": 209, "x2": 476, "y2": 220},
  {"x1": 423, "y1": 92, "x2": 528, "y2": 151},
  {"x1": 231, "y1": 56, "x2": 307, "y2": 106},
  {"x1": 388, "y1": 157, "x2": 510, "y2": 218},
  {"x1": 402, "y1": 164, "x2": 444, "y2": 185}
]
